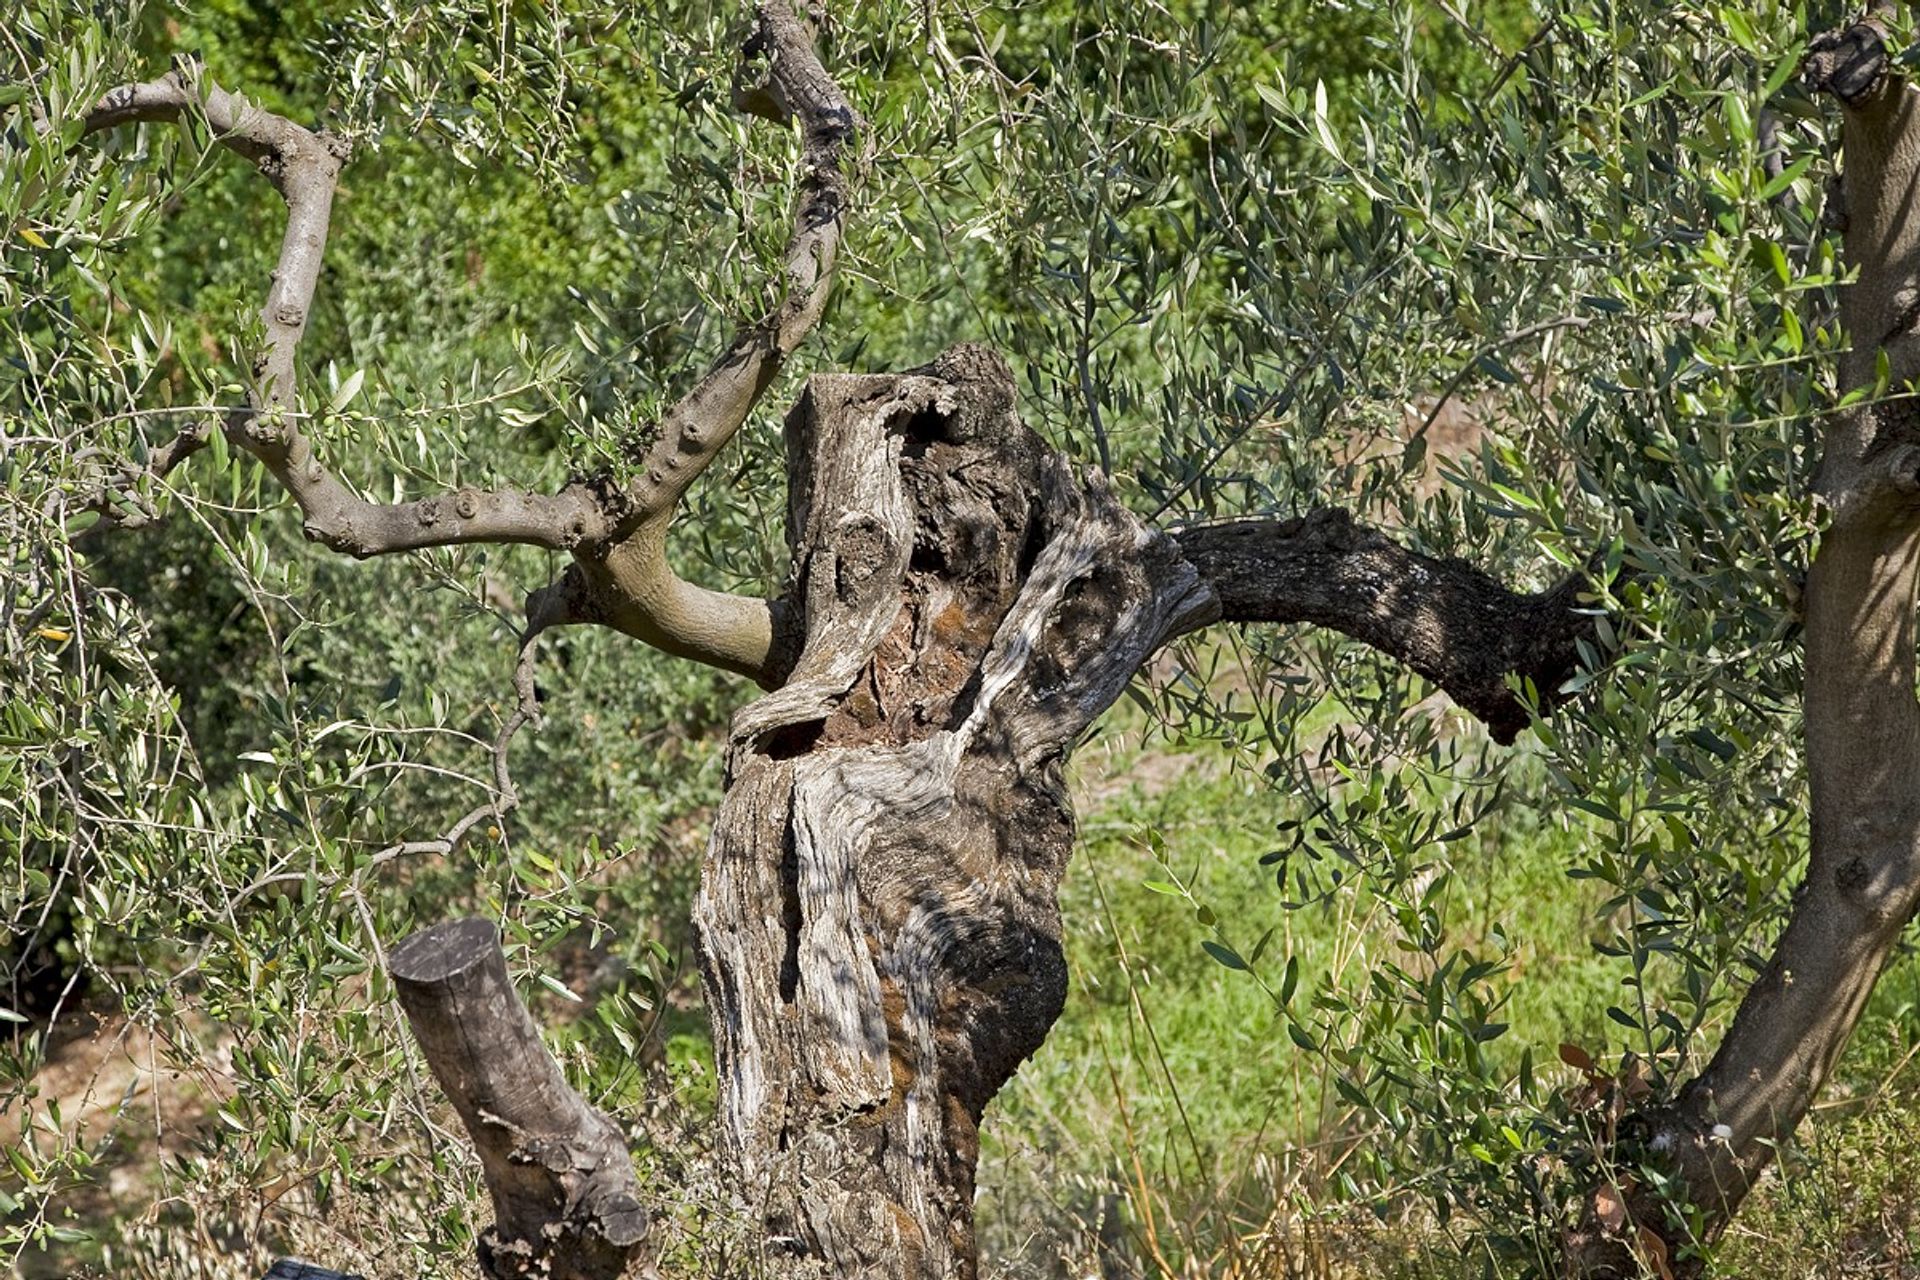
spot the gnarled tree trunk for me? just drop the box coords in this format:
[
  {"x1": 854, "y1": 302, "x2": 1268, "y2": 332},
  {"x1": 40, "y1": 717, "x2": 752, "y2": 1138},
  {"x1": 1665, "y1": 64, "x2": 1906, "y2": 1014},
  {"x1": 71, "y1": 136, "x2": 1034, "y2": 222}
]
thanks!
[
  {"x1": 80, "y1": 13, "x2": 1625, "y2": 1277},
  {"x1": 379, "y1": 332, "x2": 1604, "y2": 1277},
  {"x1": 692, "y1": 346, "x2": 1214, "y2": 1277}
]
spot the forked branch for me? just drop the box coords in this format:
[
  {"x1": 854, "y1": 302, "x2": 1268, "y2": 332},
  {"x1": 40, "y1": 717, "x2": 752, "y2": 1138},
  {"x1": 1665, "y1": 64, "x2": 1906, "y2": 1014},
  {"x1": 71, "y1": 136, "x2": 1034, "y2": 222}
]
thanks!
[
  {"x1": 81, "y1": 66, "x2": 618, "y2": 557},
  {"x1": 78, "y1": 5, "x2": 856, "y2": 673},
  {"x1": 560, "y1": 0, "x2": 862, "y2": 680}
]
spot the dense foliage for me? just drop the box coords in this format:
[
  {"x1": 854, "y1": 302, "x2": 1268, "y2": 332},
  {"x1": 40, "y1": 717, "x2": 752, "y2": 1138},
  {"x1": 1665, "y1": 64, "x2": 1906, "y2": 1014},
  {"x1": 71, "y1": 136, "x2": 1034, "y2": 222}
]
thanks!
[{"x1": 3, "y1": 1, "x2": 1910, "y2": 1276}]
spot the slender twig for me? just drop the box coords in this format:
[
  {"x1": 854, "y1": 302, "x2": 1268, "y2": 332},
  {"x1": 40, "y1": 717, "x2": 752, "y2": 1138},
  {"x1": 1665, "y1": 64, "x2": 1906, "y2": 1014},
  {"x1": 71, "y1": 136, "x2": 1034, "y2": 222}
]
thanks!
[{"x1": 1407, "y1": 313, "x2": 1593, "y2": 452}]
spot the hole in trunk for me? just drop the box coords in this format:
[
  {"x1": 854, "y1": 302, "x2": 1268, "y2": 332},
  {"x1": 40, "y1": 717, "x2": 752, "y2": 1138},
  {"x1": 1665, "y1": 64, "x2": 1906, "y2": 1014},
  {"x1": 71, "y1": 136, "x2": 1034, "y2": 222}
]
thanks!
[
  {"x1": 758, "y1": 718, "x2": 825, "y2": 760},
  {"x1": 898, "y1": 406, "x2": 949, "y2": 458},
  {"x1": 1014, "y1": 507, "x2": 1049, "y2": 579},
  {"x1": 909, "y1": 541, "x2": 946, "y2": 574}
]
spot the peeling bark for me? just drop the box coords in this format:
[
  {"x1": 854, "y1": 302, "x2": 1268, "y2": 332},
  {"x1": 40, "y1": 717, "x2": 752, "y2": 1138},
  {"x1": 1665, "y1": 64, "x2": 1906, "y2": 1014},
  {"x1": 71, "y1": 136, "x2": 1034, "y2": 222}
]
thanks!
[
  {"x1": 382, "y1": 335, "x2": 1607, "y2": 1277},
  {"x1": 692, "y1": 346, "x2": 1212, "y2": 1277}
]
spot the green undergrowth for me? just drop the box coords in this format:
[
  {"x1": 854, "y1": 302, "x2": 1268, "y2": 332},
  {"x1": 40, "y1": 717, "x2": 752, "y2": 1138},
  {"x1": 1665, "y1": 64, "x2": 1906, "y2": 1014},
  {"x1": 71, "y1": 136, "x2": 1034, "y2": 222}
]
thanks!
[
  {"x1": 977, "y1": 708, "x2": 1920, "y2": 1279},
  {"x1": 977, "y1": 710, "x2": 1612, "y2": 1275},
  {"x1": 18, "y1": 679, "x2": 1920, "y2": 1279}
]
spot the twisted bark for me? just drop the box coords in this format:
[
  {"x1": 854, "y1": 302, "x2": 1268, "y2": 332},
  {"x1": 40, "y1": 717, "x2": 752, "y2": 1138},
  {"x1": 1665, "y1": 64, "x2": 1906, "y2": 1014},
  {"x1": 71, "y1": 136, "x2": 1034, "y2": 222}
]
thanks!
[
  {"x1": 76, "y1": 19, "x2": 1649, "y2": 1280},
  {"x1": 692, "y1": 346, "x2": 1213, "y2": 1277}
]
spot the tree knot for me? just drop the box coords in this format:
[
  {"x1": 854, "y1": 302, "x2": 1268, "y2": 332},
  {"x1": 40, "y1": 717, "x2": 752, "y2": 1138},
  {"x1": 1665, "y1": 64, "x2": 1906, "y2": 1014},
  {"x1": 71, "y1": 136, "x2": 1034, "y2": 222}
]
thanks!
[
  {"x1": 1835, "y1": 855, "x2": 1873, "y2": 894},
  {"x1": 1869, "y1": 441, "x2": 1920, "y2": 497},
  {"x1": 1298, "y1": 505, "x2": 1363, "y2": 549},
  {"x1": 301, "y1": 516, "x2": 364, "y2": 558},
  {"x1": 1806, "y1": 22, "x2": 1888, "y2": 106}
]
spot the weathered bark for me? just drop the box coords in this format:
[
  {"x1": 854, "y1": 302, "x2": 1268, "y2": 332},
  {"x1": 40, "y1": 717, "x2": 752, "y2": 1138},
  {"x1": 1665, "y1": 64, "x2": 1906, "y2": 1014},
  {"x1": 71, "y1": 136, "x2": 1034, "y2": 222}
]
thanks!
[
  {"x1": 691, "y1": 345, "x2": 1214, "y2": 1278},
  {"x1": 378, "y1": 342, "x2": 1601, "y2": 1280},
  {"x1": 1566, "y1": 20, "x2": 1920, "y2": 1277},
  {"x1": 390, "y1": 918, "x2": 651, "y2": 1280}
]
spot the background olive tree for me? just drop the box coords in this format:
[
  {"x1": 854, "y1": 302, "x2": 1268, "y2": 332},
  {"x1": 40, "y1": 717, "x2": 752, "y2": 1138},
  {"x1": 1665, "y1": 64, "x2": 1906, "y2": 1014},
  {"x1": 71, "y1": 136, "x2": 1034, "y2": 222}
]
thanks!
[{"x1": 6, "y1": 1, "x2": 1920, "y2": 1277}]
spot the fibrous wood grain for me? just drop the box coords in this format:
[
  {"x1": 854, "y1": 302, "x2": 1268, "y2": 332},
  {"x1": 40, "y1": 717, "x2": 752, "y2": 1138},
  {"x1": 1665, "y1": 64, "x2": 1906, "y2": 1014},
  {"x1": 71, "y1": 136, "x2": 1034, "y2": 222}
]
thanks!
[{"x1": 694, "y1": 346, "x2": 1211, "y2": 1277}]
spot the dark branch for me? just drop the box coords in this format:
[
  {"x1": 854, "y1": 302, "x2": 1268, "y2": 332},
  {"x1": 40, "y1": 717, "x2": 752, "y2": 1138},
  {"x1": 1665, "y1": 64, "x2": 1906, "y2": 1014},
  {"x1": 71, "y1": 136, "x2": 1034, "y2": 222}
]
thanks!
[
  {"x1": 1175, "y1": 509, "x2": 1608, "y2": 744},
  {"x1": 75, "y1": 418, "x2": 214, "y2": 535}
]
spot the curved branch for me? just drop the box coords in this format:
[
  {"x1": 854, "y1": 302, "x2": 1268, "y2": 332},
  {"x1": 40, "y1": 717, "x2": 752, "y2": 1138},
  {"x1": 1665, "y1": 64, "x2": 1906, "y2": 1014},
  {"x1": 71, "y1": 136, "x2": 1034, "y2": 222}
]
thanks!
[
  {"x1": 80, "y1": 14, "x2": 845, "y2": 674},
  {"x1": 88, "y1": 67, "x2": 347, "y2": 410},
  {"x1": 76, "y1": 33, "x2": 817, "y2": 671},
  {"x1": 1174, "y1": 509, "x2": 1607, "y2": 744},
  {"x1": 78, "y1": 66, "x2": 626, "y2": 560},
  {"x1": 619, "y1": 0, "x2": 861, "y2": 533},
  {"x1": 84, "y1": 72, "x2": 282, "y2": 167},
  {"x1": 75, "y1": 418, "x2": 214, "y2": 535},
  {"x1": 524, "y1": 551, "x2": 787, "y2": 682},
  {"x1": 544, "y1": 0, "x2": 857, "y2": 679}
]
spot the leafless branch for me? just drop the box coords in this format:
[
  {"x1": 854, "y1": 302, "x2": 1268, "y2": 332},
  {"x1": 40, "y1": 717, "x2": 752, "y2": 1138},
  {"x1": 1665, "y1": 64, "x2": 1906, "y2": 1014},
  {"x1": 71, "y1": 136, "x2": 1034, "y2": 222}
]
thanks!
[
  {"x1": 531, "y1": 0, "x2": 861, "y2": 680},
  {"x1": 351, "y1": 624, "x2": 545, "y2": 883},
  {"x1": 1175, "y1": 508, "x2": 1613, "y2": 743},
  {"x1": 619, "y1": 0, "x2": 863, "y2": 533}
]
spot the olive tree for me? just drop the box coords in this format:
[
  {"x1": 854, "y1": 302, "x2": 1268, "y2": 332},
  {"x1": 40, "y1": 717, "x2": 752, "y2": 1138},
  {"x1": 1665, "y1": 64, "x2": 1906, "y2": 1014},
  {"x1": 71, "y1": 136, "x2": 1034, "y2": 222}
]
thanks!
[{"x1": 7, "y1": 0, "x2": 1920, "y2": 1277}]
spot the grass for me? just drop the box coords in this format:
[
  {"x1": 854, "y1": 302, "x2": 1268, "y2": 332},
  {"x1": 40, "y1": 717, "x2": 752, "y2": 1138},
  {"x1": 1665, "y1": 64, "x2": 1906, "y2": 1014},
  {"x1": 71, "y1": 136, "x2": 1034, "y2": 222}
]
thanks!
[
  {"x1": 19, "y1": 694, "x2": 1920, "y2": 1278},
  {"x1": 978, "y1": 708, "x2": 1920, "y2": 1279}
]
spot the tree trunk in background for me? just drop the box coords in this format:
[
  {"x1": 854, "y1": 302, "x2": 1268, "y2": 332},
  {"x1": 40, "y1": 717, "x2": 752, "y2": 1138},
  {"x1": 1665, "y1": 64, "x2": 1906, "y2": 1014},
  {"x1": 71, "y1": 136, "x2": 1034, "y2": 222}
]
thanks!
[
  {"x1": 1568, "y1": 23, "x2": 1920, "y2": 1278},
  {"x1": 692, "y1": 345, "x2": 1214, "y2": 1277}
]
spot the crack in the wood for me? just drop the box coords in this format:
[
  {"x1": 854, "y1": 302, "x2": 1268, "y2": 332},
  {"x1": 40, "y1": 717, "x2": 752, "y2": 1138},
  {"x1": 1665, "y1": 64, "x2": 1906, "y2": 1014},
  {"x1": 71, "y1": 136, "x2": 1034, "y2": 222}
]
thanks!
[{"x1": 778, "y1": 819, "x2": 802, "y2": 1005}]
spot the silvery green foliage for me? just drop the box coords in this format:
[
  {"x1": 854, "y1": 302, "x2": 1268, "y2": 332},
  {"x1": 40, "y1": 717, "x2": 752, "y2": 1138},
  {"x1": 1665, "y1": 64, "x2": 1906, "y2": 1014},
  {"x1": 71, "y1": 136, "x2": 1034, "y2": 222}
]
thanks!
[{"x1": 0, "y1": 0, "x2": 1860, "y2": 1273}]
